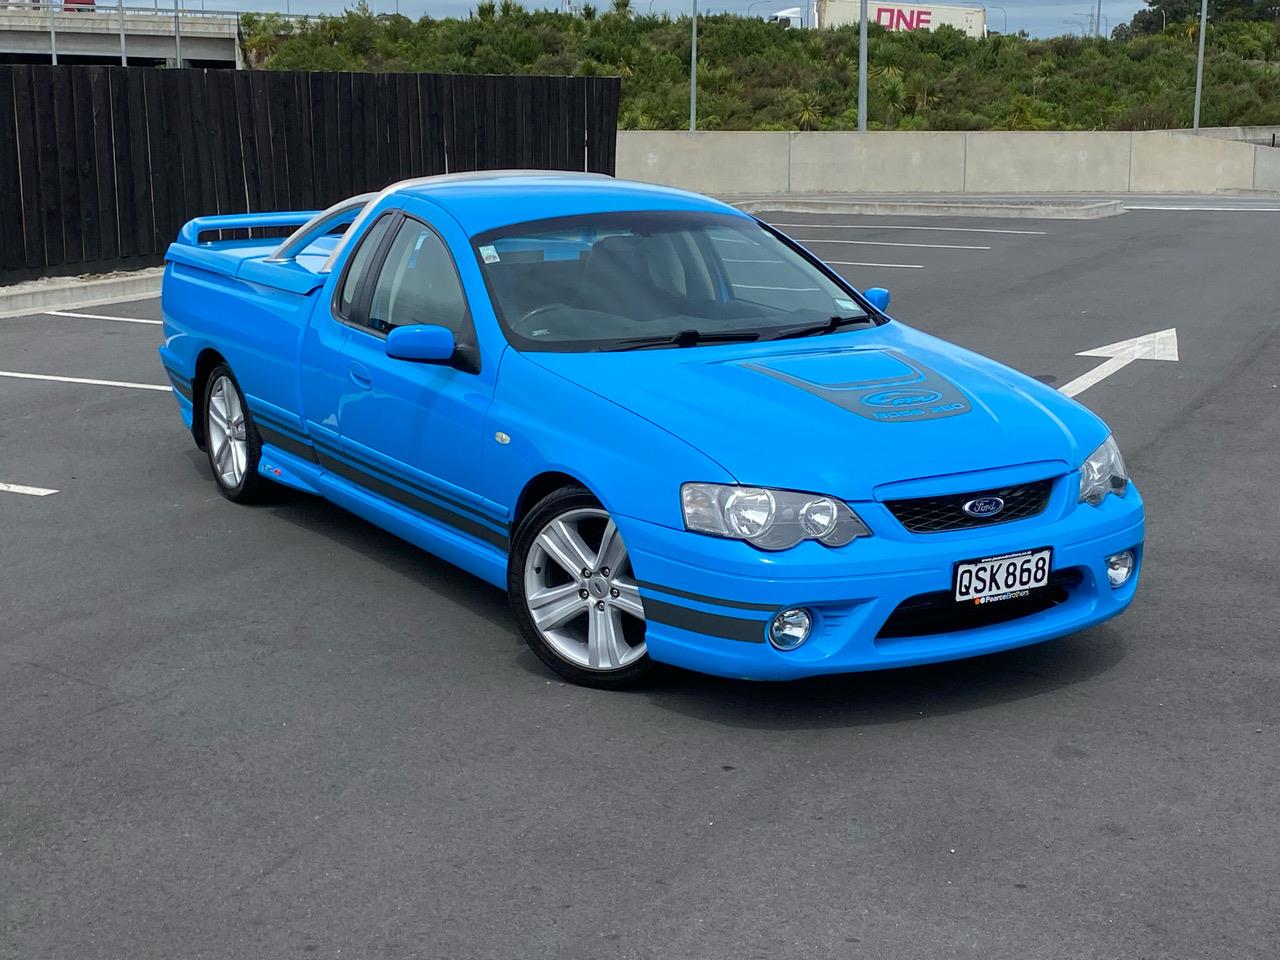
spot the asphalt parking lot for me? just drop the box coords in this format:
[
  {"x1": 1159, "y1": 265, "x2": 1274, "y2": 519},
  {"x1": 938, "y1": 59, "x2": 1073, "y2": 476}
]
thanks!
[{"x1": 3, "y1": 208, "x2": 1279, "y2": 959}]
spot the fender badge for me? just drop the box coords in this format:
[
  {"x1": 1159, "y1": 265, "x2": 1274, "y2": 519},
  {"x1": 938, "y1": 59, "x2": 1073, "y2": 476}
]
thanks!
[{"x1": 494, "y1": 431, "x2": 511, "y2": 445}]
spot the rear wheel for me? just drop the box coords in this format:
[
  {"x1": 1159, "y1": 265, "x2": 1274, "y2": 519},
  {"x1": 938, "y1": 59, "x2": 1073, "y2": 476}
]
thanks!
[
  {"x1": 509, "y1": 487, "x2": 653, "y2": 688},
  {"x1": 203, "y1": 365, "x2": 270, "y2": 503}
]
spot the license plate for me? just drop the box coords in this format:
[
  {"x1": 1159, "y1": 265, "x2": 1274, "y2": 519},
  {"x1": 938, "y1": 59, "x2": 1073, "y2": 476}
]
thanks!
[{"x1": 953, "y1": 547, "x2": 1052, "y2": 604}]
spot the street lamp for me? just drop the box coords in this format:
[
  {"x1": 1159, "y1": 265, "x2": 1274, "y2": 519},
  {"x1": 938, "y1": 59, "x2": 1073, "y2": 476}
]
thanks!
[
  {"x1": 988, "y1": 4, "x2": 1007, "y2": 33},
  {"x1": 689, "y1": 0, "x2": 698, "y2": 131},
  {"x1": 1192, "y1": 0, "x2": 1208, "y2": 130},
  {"x1": 746, "y1": 0, "x2": 773, "y2": 16},
  {"x1": 857, "y1": 0, "x2": 867, "y2": 130}
]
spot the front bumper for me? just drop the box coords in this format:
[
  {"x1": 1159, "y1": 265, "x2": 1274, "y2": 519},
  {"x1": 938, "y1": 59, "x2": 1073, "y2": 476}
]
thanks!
[{"x1": 621, "y1": 483, "x2": 1145, "y2": 680}]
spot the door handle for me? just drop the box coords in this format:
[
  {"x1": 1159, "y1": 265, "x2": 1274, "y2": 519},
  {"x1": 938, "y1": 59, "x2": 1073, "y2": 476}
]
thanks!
[{"x1": 348, "y1": 362, "x2": 372, "y2": 389}]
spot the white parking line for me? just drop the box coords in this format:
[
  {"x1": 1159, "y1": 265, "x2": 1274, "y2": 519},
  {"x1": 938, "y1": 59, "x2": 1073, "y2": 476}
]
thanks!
[
  {"x1": 735, "y1": 284, "x2": 821, "y2": 292},
  {"x1": 45, "y1": 310, "x2": 162, "y2": 325},
  {"x1": 0, "y1": 370, "x2": 170, "y2": 392},
  {"x1": 771, "y1": 223, "x2": 1047, "y2": 236},
  {"x1": 790, "y1": 237, "x2": 991, "y2": 250},
  {"x1": 826, "y1": 260, "x2": 925, "y2": 269},
  {"x1": 1125, "y1": 205, "x2": 1280, "y2": 212},
  {"x1": 0, "y1": 481, "x2": 59, "y2": 497}
]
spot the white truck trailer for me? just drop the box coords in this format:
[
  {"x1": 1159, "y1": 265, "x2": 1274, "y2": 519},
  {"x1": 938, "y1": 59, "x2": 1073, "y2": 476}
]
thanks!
[{"x1": 768, "y1": 2, "x2": 988, "y2": 38}]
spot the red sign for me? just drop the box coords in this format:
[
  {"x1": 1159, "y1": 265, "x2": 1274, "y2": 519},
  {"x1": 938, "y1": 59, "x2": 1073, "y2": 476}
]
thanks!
[{"x1": 876, "y1": 6, "x2": 933, "y2": 30}]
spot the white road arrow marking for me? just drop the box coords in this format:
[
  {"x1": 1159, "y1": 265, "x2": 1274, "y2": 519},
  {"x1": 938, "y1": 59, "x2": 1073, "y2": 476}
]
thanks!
[
  {"x1": 0, "y1": 482, "x2": 59, "y2": 497},
  {"x1": 1059, "y1": 328, "x2": 1179, "y2": 398}
]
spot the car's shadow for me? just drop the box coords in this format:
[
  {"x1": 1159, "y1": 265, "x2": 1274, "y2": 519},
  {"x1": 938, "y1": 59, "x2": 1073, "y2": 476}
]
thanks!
[
  {"x1": 631, "y1": 629, "x2": 1126, "y2": 731},
  {"x1": 222, "y1": 468, "x2": 1126, "y2": 729}
]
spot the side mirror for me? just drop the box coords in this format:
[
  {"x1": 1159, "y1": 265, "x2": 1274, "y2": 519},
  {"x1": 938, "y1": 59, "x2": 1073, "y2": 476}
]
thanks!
[
  {"x1": 385, "y1": 324, "x2": 456, "y2": 363},
  {"x1": 863, "y1": 287, "x2": 891, "y2": 312}
]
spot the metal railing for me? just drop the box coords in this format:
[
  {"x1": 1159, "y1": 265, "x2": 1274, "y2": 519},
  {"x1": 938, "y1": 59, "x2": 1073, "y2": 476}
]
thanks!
[{"x1": 5, "y1": 1, "x2": 311, "y2": 65}]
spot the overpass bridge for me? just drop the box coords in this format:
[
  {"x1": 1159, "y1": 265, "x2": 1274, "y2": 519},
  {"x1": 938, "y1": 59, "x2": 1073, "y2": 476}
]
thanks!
[{"x1": 0, "y1": 2, "x2": 243, "y2": 67}]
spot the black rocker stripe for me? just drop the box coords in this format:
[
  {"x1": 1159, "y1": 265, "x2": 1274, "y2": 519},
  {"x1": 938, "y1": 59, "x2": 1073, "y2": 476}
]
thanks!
[
  {"x1": 636, "y1": 580, "x2": 780, "y2": 612},
  {"x1": 310, "y1": 435, "x2": 506, "y2": 529},
  {"x1": 315, "y1": 449, "x2": 509, "y2": 551},
  {"x1": 251, "y1": 405, "x2": 505, "y2": 528},
  {"x1": 642, "y1": 598, "x2": 768, "y2": 644},
  {"x1": 165, "y1": 370, "x2": 193, "y2": 400},
  {"x1": 249, "y1": 405, "x2": 508, "y2": 549},
  {"x1": 256, "y1": 422, "x2": 318, "y2": 463}
]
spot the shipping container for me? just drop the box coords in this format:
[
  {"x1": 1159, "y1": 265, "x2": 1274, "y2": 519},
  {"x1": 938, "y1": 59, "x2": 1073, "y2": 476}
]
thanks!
[{"x1": 768, "y1": 2, "x2": 988, "y2": 38}]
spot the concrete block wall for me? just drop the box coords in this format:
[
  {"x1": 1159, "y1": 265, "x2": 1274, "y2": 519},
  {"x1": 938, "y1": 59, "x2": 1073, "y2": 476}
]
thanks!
[
  {"x1": 615, "y1": 129, "x2": 1278, "y2": 195},
  {"x1": 788, "y1": 132, "x2": 966, "y2": 192}
]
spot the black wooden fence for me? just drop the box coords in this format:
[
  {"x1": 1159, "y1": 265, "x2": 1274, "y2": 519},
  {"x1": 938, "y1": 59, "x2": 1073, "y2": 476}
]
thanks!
[{"x1": 0, "y1": 66, "x2": 621, "y2": 282}]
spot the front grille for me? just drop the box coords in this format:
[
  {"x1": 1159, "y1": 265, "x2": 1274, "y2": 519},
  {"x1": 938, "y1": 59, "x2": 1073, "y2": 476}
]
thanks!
[
  {"x1": 885, "y1": 479, "x2": 1054, "y2": 534},
  {"x1": 877, "y1": 569, "x2": 1082, "y2": 641}
]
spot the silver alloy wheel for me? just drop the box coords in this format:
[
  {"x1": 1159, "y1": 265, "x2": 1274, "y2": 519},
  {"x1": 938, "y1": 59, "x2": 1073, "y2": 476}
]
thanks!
[
  {"x1": 523, "y1": 507, "x2": 647, "y2": 672},
  {"x1": 207, "y1": 375, "x2": 248, "y2": 489}
]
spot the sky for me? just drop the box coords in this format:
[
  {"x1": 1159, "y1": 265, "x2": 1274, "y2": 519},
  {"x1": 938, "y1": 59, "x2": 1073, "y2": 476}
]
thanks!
[{"x1": 199, "y1": 0, "x2": 1147, "y2": 40}]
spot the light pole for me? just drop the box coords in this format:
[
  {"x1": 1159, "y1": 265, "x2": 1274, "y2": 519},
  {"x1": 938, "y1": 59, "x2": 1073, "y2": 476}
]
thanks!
[
  {"x1": 1094, "y1": 0, "x2": 1102, "y2": 35},
  {"x1": 746, "y1": 0, "x2": 773, "y2": 16},
  {"x1": 689, "y1": 0, "x2": 698, "y2": 131},
  {"x1": 857, "y1": 0, "x2": 867, "y2": 131},
  {"x1": 174, "y1": 0, "x2": 182, "y2": 66},
  {"x1": 118, "y1": 0, "x2": 128, "y2": 65},
  {"x1": 1192, "y1": 0, "x2": 1208, "y2": 130},
  {"x1": 48, "y1": 0, "x2": 58, "y2": 65},
  {"x1": 988, "y1": 4, "x2": 1007, "y2": 33}
]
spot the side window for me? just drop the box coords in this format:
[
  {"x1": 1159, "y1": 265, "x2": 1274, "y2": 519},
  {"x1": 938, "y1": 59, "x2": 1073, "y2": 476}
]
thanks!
[
  {"x1": 336, "y1": 213, "x2": 395, "y2": 319},
  {"x1": 366, "y1": 221, "x2": 469, "y2": 336}
]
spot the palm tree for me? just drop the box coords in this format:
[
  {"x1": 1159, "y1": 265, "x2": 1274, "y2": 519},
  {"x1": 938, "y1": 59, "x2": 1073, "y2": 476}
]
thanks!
[
  {"x1": 791, "y1": 92, "x2": 823, "y2": 130},
  {"x1": 1260, "y1": 33, "x2": 1277, "y2": 74},
  {"x1": 879, "y1": 75, "x2": 907, "y2": 125},
  {"x1": 610, "y1": 0, "x2": 633, "y2": 18}
]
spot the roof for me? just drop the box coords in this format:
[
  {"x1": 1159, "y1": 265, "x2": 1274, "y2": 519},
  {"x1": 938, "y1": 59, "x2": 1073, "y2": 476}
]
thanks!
[{"x1": 390, "y1": 170, "x2": 744, "y2": 235}]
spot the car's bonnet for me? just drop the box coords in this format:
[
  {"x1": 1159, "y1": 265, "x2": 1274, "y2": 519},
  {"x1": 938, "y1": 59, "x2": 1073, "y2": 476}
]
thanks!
[{"x1": 526, "y1": 322, "x2": 1109, "y2": 502}]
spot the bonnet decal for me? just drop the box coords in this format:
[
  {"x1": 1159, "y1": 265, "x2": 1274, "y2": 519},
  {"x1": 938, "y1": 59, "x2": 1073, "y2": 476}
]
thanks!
[{"x1": 743, "y1": 349, "x2": 972, "y2": 423}]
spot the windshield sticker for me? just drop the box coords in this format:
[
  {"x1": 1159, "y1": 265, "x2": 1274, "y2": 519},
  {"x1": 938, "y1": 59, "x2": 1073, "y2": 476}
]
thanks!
[
  {"x1": 835, "y1": 298, "x2": 860, "y2": 313},
  {"x1": 743, "y1": 349, "x2": 971, "y2": 423},
  {"x1": 479, "y1": 245, "x2": 500, "y2": 264}
]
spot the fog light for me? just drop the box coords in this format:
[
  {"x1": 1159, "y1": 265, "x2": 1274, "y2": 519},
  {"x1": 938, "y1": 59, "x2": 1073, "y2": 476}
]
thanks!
[
  {"x1": 1105, "y1": 549, "x2": 1136, "y2": 588},
  {"x1": 769, "y1": 608, "x2": 812, "y2": 650}
]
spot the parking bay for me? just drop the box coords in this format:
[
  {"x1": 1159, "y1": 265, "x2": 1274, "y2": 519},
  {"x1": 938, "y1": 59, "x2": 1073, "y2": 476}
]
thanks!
[{"x1": 1, "y1": 209, "x2": 1278, "y2": 958}]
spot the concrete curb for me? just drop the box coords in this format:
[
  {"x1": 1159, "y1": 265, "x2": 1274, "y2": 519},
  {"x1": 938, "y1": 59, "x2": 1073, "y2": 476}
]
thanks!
[
  {"x1": 0, "y1": 268, "x2": 163, "y2": 319},
  {"x1": 728, "y1": 198, "x2": 1128, "y2": 220}
]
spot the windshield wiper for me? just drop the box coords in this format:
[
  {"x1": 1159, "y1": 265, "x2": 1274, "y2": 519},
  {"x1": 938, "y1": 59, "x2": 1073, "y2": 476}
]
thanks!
[
  {"x1": 771, "y1": 314, "x2": 873, "y2": 341},
  {"x1": 611, "y1": 329, "x2": 761, "y2": 351}
]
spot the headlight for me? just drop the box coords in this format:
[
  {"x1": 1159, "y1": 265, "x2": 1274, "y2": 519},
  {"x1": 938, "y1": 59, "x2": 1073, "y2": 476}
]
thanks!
[
  {"x1": 681, "y1": 483, "x2": 871, "y2": 550},
  {"x1": 1078, "y1": 435, "x2": 1129, "y2": 506}
]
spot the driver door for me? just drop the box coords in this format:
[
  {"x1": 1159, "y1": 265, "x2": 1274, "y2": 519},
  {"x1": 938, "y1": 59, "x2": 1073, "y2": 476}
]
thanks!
[{"x1": 333, "y1": 214, "x2": 505, "y2": 547}]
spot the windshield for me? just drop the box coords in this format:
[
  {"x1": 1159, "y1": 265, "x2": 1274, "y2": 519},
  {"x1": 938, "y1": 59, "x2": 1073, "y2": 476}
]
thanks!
[{"x1": 471, "y1": 211, "x2": 875, "y2": 351}]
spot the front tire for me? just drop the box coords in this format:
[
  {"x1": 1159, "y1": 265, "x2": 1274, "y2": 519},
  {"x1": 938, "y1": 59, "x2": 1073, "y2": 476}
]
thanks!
[
  {"x1": 203, "y1": 365, "x2": 270, "y2": 504},
  {"x1": 509, "y1": 487, "x2": 654, "y2": 689}
]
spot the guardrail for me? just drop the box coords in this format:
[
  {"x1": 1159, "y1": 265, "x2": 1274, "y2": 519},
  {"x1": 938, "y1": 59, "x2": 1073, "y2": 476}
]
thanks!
[{"x1": 2, "y1": 1, "x2": 310, "y2": 65}]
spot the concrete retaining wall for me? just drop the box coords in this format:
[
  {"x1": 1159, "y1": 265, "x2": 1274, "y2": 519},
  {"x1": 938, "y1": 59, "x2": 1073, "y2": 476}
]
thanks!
[
  {"x1": 615, "y1": 129, "x2": 1279, "y2": 195},
  {"x1": 1195, "y1": 125, "x2": 1280, "y2": 143}
]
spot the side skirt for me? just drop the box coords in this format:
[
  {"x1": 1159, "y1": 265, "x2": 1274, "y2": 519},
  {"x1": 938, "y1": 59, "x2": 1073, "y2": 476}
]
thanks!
[
  {"x1": 254, "y1": 437, "x2": 510, "y2": 591},
  {"x1": 314, "y1": 469, "x2": 509, "y2": 590}
]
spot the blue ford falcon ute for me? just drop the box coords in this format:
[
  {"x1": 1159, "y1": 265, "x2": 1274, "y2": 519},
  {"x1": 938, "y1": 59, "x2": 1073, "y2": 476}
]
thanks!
[{"x1": 159, "y1": 171, "x2": 1143, "y2": 688}]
